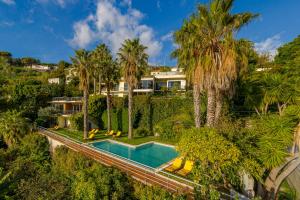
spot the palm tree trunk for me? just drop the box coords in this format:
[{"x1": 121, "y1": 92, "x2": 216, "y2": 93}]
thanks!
[
  {"x1": 98, "y1": 74, "x2": 102, "y2": 95},
  {"x1": 83, "y1": 89, "x2": 89, "y2": 140},
  {"x1": 215, "y1": 92, "x2": 223, "y2": 125},
  {"x1": 128, "y1": 87, "x2": 133, "y2": 139},
  {"x1": 107, "y1": 84, "x2": 112, "y2": 131},
  {"x1": 193, "y1": 84, "x2": 201, "y2": 128},
  {"x1": 93, "y1": 78, "x2": 96, "y2": 94},
  {"x1": 207, "y1": 86, "x2": 216, "y2": 127}
]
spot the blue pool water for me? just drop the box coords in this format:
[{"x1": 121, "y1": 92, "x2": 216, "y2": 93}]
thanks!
[{"x1": 91, "y1": 141, "x2": 178, "y2": 168}]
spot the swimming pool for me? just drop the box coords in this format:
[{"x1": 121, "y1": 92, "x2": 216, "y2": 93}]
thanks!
[{"x1": 91, "y1": 140, "x2": 178, "y2": 168}]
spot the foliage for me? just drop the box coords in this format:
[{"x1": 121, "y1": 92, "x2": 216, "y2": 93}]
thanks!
[
  {"x1": 154, "y1": 113, "x2": 193, "y2": 142},
  {"x1": 177, "y1": 127, "x2": 241, "y2": 189},
  {"x1": 134, "y1": 127, "x2": 151, "y2": 137},
  {"x1": 69, "y1": 112, "x2": 84, "y2": 131},
  {"x1": 133, "y1": 182, "x2": 187, "y2": 200},
  {"x1": 36, "y1": 106, "x2": 60, "y2": 127},
  {"x1": 250, "y1": 115, "x2": 296, "y2": 169},
  {"x1": 88, "y1": 95, "x2": 106, "y2": 128},
  {"x1": 0, "y1": 110, "x2": 30, "y2": 147},
  {"x1": 11, "y1": 80, "x2": 63, "y2": 120}
]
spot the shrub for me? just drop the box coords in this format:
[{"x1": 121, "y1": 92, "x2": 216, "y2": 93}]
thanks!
[
  {"x1": 89, "y1": 95, "x2": 106, "y2": 129},
  {"x1": 36, "y1": 106, "x2": 59, "y2": 127},
  {"x1": 69, "y1": 113, "x2": 83, "y2": 131},
  {"x1": 134, "y1": 127, "x2": 151, "y2": 137},
  {"x1": 154, "y1": 113, "x2": 193, "y2": 142}
]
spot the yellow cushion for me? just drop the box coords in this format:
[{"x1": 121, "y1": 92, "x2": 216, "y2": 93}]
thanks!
[
  {"x1": 184, "y1": 161, "x2": 194, "y2": 171},
  {"x1": 173, "y1": 158, "x2": 183, "y2": 168}
]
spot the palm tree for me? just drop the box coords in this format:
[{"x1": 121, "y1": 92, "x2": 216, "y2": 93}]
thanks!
[
  {"x1": 91, "y1": 45, "x2": 106, "y2": 95},
  {"x1": 118, "y1": 39, "x2": 148, "y2": 139},
  {"x1": 71, "y1": 49, "x2": 90, "y2": 140},
  {"x1": 92, "y1": 44, "x2": 120, "y2": 131},
  {"x1": 173, "y1": 17, "x2": 204, "y2": 128},
  {"x1": 174, "y1": 0, "x2": 256, "y2": 127},
  {"x1": 0, "y1": 110, "x2": 30, "y2": 147}
]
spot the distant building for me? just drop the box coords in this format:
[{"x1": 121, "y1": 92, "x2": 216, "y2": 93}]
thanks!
[
  {"x1": 26, "y1": 64, "x2": 53, "y2": 72},
  {"x1": 65, "y1": 68, "x2": 77, "y2": 84},
  {"x1": 48, "y1": 78, "x2": 61, "y2": 84}
]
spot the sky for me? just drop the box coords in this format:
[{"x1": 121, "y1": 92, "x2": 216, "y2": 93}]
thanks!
[{"x1": 0, "y1": 0, "x2": 300, "y2": 66}]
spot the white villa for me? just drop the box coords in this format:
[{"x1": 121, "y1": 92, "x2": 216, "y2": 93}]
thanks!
[{"x1": 107, "y1": 67, "x2": 186, "y2": 97}]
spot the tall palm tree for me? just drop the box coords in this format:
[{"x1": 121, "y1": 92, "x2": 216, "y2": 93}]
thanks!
[
  {"x1": 91, "y1": 45, "x2": 105, "y2": 95},
  {"x1": 173, "y1": 17, "x2": 204, "y2": 128},
  {"x1": 71, "y1": 49, "x2": 90, "y2": 140},
  {"x1": 174, "y1": 0, "x2": 256, "y2": 127},
  {"x1": 92, "y1": 44, "x2": 120, "y2": 131},
  {"x1": 118, "y1": 39, "x2": 148, "y2": 139}
]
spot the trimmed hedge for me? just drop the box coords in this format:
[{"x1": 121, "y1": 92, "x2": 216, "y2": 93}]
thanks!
[{"x1": 98, "y1": 95, "x2": 194, "y2": 133}]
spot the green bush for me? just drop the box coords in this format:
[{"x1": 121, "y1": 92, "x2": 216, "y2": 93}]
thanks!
[
  {"x1": 89, "y1": 95, "x2": 106, "y2": 129},
  {"x1": 69, "y1": 112, "x2": 83, "y2": 131},
  {"x1": 154, "y1": 113, "x2": 193, "y2": 142},
  {"x1": 36, "y1": 106, "x2": 59, "y2": 128},
  {"x1": 134, "y1": 127, "x2": 151, "y2": 137}
]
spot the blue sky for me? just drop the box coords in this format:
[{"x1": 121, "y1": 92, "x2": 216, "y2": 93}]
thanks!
[{"x1": 0, "y1": 0, "x2": 299, "y2": 65}]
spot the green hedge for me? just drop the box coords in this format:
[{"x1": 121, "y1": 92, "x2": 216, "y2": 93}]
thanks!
[{"x1": 98, "y1": 95, "x2": 194, "y2": 133}]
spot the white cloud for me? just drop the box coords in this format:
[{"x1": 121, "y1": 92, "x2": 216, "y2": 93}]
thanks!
[
  {"x1": 0, "y1": 20, "x2": 14, "y2": 27},
  {"x1": 255, "y1": 34, "x2": 282, "y2": 58},
  {"x1": 0, "y1": 0, "x2": 15, "y2": 5},
  {"x1": 121, "y1": 0, "x2": 131, "y2": 7},
  {"x1": 156, "y1": 0, "x2": 161, "y2": 10},
  {"x1": 161, "y1": 31, "x2": 173, "y2": 41},
  {"x1": 69, "y1": 0, "x2": 162, "y2": 58},
  {"x1": 69, "y1": 20, "x2": 94, "y2": 48},
  {"x1": 36, "y1": 0, "x2": 75, "y2": 8}
]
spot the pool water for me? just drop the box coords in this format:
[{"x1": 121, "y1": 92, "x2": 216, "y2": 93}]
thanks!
[{"x1": 91, "y1": 141, "x2": 178, "y2": 168}]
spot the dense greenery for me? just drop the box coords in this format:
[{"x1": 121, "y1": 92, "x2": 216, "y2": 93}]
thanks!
[
  {"x1": 0, "y1": 129, "x2": 186, "y2": 200},
  {"x1": 0, "y1": 1, "x2": 299, "y2": 199}
]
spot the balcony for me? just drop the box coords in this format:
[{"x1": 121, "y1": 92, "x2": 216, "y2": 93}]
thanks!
[
  {"x1": 51, "y1": 97, "x2": 83, "y2": 103},
  {"x1": 60, "y1": 110, "x2": 82, "y2": 115}
]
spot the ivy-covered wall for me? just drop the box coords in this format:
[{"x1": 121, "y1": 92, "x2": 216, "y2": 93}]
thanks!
[{"x1": 95, "y1": 95, "x2": 194, "y2": 133}]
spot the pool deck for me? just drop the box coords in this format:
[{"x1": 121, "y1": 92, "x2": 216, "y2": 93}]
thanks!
[{"x1": 38, "y1": 127, "x2": 194, "y2": 196}]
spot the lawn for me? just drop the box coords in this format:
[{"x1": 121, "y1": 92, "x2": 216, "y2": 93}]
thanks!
[
  {"x1": 48, "y1": 128, "x2": 176, "y2": 146},
  {"x1": 49, "y1": 128, "x2": 108, "y2": 142}
]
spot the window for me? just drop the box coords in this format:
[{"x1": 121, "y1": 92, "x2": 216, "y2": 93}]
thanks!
[
  {"x1": 124, "y1": 83, "x2": 128, "y2": 91},
  {"x1": 167, "y1": 81, "x2": 181, "y2": 90},
  {"x1": 140, "y1": 80, "x2": 153, "y2": 89},
  {"x1": 155, "y1": 81, "x2": 167, "y2": 90}
]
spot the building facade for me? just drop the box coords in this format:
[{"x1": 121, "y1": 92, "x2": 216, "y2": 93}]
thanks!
[{"x1": 107, "y1": 67, "x2": 186, "y2": 97}]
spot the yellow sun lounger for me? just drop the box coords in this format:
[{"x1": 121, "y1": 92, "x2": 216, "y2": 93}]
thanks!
[
  {"x1": 113, "y1": 131, "x2": 122, "y2": 138},
  {"x1": 88, "y1": 133, "x2": 95, "y2": 139},
  {"x1": 176, "y1": 160, "x2": 194, "y2": 176},
  {"x1": 165, "y1": 158, "x2": 183, "y2": 172},
  {"x1": 105, "y1": 130, "x2": 114, "y2": 136}
]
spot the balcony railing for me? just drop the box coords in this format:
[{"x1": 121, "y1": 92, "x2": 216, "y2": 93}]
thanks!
[
  {"x1": 52, "y1": 97, "x2": 83, "y2": 102},
  {"x1": 60, "y1": 110, "x2": 82, "y2": 115}
]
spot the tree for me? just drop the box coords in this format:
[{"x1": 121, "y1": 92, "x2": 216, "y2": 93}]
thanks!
[
  {"x1": 173, "y1": 18, "x2": 203, "y2": 128},
  {"x1": 0, "y1": 110, "x2": 30, "y2": 147},
  {"x1": 118, "y1": 39, "x2": 148, "y2": 139},
  {"x1": 20, "y1": 57, "x2": 40, "y2": 66},
  {"x1": 92, "y1": 44, "x2": 119, "y2": 131},
  {"x1": 71, "y1": 49, "x2": 91, "y2": 140},
  {"x1": 177, "y1": 127, "x2": 240, "y2": 197},
  {"x1": 174, "y1": 0, "x2": 256, "y2": 127}
]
